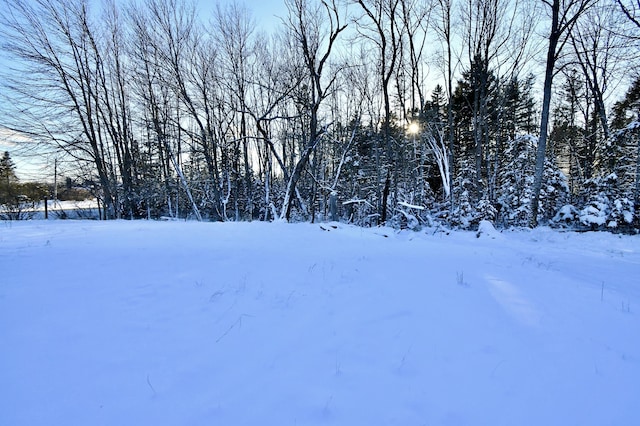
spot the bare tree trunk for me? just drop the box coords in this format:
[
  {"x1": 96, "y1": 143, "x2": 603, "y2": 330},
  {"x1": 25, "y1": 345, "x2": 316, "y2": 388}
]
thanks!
[{"x1": 530, "y1": 28, "x2": 558, "y2": 227}]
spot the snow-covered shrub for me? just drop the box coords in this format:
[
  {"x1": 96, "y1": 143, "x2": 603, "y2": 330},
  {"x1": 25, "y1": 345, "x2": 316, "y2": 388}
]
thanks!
[
  {"x1": 608, "y1": 197, "x2": 635, "y2": 229},
  {"x1": 580, "y1": 193, "x2": 610, "y2": 228},
  {"x1": 395, "y1": 209, "x2": 421, "y2": 230},
  {"x1": 552, "y1": 204, "x2": 579, "y2": 227},
  {"x1": 0, "y1": 196, "x2": 37, "y2": 220},
  {"x1": 343, "y1": 198, "x2": 378, "y2": 227},
  {"x1": 476, "y1": 219, "x2": 502, "y2": 239},
  {"x1": 449, "y1": 184, "x2": 497, "y2": 230},
  {"x1": 390, "y1": 181, "x2": 437, "y2": 230},
  {"x1": 578, "y1": 173, "x2": 636, "y2": 231}
]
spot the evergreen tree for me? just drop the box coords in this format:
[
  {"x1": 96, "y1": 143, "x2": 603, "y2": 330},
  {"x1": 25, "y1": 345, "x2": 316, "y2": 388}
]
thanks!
[
  {"x1": 0, "y1": 151, "x2": 19, "y2": 205},
  {"x1": 498, "y1": 135, "x2": 569, "y2": 227},
  {"x1": 497, "y1": 75, "x2": 537, "y2": 141},
  {"x1": 424, "y1": 84, "x2": 447, "y2": 125},
  {"x1": 578, "y1": 173, "x2": 635, "y2": 231},
  {"x1": 611, "y1": 76, "x2": 640, "y2": 130},
  {"x1": 600, "y1": 123, "x2": 639, "y2": 194},
  {"x1": 604, "y1": 77, "x2": 640, "y2": 220},
  {"x1": 516, "y1": 75, "x2": 538, "y2": 135}
]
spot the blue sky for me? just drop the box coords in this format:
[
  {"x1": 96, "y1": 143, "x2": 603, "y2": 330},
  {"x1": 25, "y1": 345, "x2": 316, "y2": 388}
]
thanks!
[{"x1": 198, "y1": 0, "x2": 287, "y2": 30}]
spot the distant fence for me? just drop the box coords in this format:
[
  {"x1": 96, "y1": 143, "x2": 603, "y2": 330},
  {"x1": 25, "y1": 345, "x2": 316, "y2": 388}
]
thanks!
[{"x1": 1, "y1": 199, "x2": 100, "y2": 221}]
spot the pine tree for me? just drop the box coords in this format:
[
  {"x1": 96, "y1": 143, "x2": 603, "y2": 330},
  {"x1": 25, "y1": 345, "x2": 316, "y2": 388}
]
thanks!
[
  {"x1": 0, "y1": 151, "x2": 19, "y2": 205},
  {"x1": 424, "y1": 84, "x2": 447, "y2": 124}
]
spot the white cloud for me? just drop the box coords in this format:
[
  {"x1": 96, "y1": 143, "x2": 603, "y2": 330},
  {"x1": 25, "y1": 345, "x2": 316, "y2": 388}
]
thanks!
[{"x1": 0, "y1": 127, "x2": 33, "y2": 148}]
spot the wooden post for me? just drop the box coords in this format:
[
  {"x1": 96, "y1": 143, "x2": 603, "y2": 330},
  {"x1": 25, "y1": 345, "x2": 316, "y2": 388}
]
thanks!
[
  {"x1": 44, "y1": 198, "x2": 48, "y2": 219},
  {"x1": 53, "y1": 159, "x2": 57, "y2": 207}
]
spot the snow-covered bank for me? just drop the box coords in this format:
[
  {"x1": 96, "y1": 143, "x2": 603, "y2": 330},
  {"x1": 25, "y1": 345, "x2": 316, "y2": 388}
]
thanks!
[{"x1": 1, "y1": 220, "x2": 639, "y2": 425}]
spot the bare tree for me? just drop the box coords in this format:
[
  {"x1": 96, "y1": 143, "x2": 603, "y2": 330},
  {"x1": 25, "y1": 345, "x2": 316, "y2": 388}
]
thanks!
[
  {"x1": 0, "y1": 0, "x2": 121, "y2": 218},
  {"x1": 530, "y1": 0, "x2": 597, "y2": 227},
  {"x1": 398, "y1": 0, "x2": 433, "y2": 114},
  {"x1": 98, "y1": 0, "x2": 142, "y2": 218},
  {"x1": 617, "y1": 0, "x2": 640, "y2": 29},
  {"x1": 140, "y1": 0, "x2": 230, "y2": 220},
  {"x1": 213, "y1": 3, "x2": 256, "y2": 220},
  {"x1": 568, "y1": 3, "x2": 630, "y2": 143},
  {"x1": 280, "y1": 0, "x2": 347, "y2": 221},
  {"x1": 396, "y1": 0, "x2": 436, "y2": 207},
  {"x1": 128, "y1": 2, "x2": 202, "y2": 220},
  {"x1": 352, "y1": 0, "x2": 404, "y2": 224},
  {"x1": 245, "y1": 32, "x2": 305, "y2": 220}
]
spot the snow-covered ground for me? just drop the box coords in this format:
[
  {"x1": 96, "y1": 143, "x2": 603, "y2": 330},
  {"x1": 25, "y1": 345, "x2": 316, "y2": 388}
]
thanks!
[{"x1": 1, "y1": 220, "x2": 639, "y2": 425}]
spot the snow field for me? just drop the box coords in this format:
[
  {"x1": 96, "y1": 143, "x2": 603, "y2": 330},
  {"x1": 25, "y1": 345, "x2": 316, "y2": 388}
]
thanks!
[{"x1": 1, "y1": 220, "x2": 639, "y2": 425}]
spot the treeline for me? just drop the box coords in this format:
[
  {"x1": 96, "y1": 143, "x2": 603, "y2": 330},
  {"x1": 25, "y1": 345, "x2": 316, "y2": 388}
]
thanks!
[
  {"x1": 0, "y1": 151, "x2": 92, "y2": 219},
  {"x1": 0, "y1": 151, "x2": 47, "y2": 220},
  {"x1": 0, "y1": 0, "x2": 639, "y2": 231}
]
